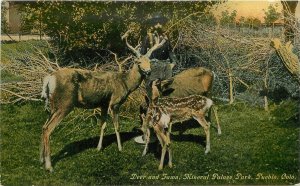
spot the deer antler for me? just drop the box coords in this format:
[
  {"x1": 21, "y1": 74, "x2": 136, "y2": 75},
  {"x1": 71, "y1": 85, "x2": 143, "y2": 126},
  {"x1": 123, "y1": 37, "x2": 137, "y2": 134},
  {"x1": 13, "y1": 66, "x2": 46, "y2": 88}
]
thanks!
[
  {"x1": 122, "y1": 30, "x2": 141, "y2": 58},
  {"x1": 145, "y1": 33, "x2": 167, "y2": 58},
  {"x1": 109, "y1": 50, "x2": 133, "y2": 72}
]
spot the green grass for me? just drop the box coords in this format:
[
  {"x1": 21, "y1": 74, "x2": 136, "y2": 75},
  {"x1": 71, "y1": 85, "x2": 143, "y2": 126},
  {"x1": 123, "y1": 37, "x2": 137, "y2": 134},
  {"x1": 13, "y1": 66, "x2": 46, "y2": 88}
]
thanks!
[
  {"x1": 1, "y1": 40, "x2": 48, "y2": 63},
  {"x1": 1, "y1": 40, "x2": 50, "y2": 83},
  {"x1": 0, "y1": 101, "x2": 299, "y2": 185}
]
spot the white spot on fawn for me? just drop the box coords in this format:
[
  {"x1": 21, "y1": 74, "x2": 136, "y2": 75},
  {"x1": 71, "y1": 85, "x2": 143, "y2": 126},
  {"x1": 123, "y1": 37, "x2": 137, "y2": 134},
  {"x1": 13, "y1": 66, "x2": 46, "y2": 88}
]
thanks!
[{"x1": 159, "y1": 113, "x2": 171, "y2": 128}]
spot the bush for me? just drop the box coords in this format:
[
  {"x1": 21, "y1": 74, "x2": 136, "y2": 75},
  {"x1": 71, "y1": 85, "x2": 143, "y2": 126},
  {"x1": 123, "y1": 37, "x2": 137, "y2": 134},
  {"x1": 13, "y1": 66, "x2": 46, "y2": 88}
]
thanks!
[{"x1": 19, "y1": 1, "x2": 214, "y2": 64}]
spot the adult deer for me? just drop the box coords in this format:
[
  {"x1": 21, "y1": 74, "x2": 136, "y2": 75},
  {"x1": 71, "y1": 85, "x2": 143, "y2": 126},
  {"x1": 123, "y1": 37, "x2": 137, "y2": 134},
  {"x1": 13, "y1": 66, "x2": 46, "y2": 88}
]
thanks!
[
  {"x1": 40, "y1": 31, "x2": 167, "y2": 171},
  {"x1": 141, "y1": 80, "x2": 213, "y2": 170}
]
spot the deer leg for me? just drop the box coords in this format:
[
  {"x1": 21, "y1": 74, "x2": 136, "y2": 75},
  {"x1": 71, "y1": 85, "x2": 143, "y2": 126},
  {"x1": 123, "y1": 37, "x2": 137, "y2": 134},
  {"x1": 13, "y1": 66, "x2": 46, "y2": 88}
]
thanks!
[
  {"x1": 97, "y1": 122, "x2": 107, "y2": 151},
  {"x1": 207, "y1": 106, "x2": 212, "y2": 125},
  {"x1": 155, "y1": 132, "x2": 167, "y2": 170},
  {"x1": 167, "y1": 125, "x2": 172, "y2": 168},
  {"x1": 212, "y1": 106, "x2": 221, "y2": 135},
  {"x1": 159, "y1": 144, "x2": 167, "y2": 170},
  {"x1": 194, "y1": 114, "x2": 211, "y2": 154},
  {"x1": 41, "y1": 109, "x2": 69, "y2": 172},
  {"x1": 110, "y1": 106, "x2": 122, "y2": 151},
  {"x1": 167, "y1": 144, "x2": 172, "y2": 168},
  {"x1": 154, "y1": 126, "x2": 169, "y2": 170},
  {"x1": 40, "y1": 117, "x2": 50, "y2": 163},
  {"x1": 97, "y1": 107, "x2": 108, "y2": 151},
  {"x1": 142, "y1": 128, "x2": 150, "y2": 156}
]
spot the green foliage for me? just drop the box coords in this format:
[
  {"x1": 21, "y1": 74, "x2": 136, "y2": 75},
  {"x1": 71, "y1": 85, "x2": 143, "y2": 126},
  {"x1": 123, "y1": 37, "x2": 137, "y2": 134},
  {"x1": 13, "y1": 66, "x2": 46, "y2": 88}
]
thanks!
[
  {"x1": 244, "y1": 17, "x2": 262, "y2": 29},
  {"x1": 238, "y1": 16, "x2": 246, "y2": 26},
  {"x1": 1, "y1": 40, "x2": 49, "y2": 64},
  {"x1": 1, "y1": 2, "x2": 9, "y2": 33},
  {"x1": 220, "y1": 9, "x2": 237, "y2": 27},
  {"x1": 1, "y1": 102, "x2": 299, "y2": 185},
  {"x1": 198, "y1": 8, "x2": 217, "y2": 27},
  {"x1": 264, "y1": 4, "x2": 281, "y2": 26},
  {"x1": 18, "y1": 1, "x2": 213, "y2": 62}
]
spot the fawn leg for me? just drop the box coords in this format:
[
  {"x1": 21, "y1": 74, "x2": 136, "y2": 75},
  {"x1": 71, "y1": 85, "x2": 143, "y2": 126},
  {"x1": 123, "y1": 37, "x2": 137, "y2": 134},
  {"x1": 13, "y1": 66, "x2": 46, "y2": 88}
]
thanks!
[
  {"x1": 154, "y1": 126, "x2": 168, "y2": 170},
  {"x1": 156, "y1": 132, "x2": 167, "y2": 170},
  {"x1": 194, "y1": 113, "x2": 211, "y2": 154},
  {"x1": 212, "y1": 106, "x2": 221, "y2": 135},
  {"x1": 142, "y1": 128, "x2": 150, "y2": 156},
  {"x1": 167, "y1": 125, "x2": 172, "y2": 168}
]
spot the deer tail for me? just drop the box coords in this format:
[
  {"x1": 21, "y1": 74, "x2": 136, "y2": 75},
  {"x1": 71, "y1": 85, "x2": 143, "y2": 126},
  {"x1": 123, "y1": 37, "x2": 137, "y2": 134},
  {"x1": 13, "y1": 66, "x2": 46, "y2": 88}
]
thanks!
[{"x1": 41, "y1": 75, "x2": 56, "y2": 111}]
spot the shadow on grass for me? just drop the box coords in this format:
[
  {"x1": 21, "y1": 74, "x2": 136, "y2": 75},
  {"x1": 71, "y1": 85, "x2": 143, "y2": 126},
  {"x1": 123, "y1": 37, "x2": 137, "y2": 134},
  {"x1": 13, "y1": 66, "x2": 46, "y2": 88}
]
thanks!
[
  {"x1": 146, "y1": 125, "x2": 207, "y2": 160},
  {"x1": 145, "y1": 133, "x2": 207, "y2": 167},
  {"x1": 52, "y1": 131, "x2": 138, "y2": 166},
  {"x1": 172, "y1": 119, "x2": 220, "y2": 135}
]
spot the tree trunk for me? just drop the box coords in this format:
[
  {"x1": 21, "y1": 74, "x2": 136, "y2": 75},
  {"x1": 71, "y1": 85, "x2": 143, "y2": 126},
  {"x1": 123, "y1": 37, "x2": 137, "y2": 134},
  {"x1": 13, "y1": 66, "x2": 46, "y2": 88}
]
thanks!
[
  {"x1": 228, "y1": 71, "x2": 234, "y2": 104},
  {"x1": 264, "y1": 60, "x2": 269, "y2": 112}
]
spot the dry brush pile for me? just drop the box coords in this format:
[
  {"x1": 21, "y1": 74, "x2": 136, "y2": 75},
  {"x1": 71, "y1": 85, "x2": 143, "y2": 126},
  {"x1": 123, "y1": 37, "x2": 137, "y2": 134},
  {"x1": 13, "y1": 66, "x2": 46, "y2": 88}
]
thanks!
[
  {"x1": 1, "y1": 41, "x2": 59, "y2": 104},
  {"x1": 171, "y1": 15, "x2": 299, "y2": 109}
]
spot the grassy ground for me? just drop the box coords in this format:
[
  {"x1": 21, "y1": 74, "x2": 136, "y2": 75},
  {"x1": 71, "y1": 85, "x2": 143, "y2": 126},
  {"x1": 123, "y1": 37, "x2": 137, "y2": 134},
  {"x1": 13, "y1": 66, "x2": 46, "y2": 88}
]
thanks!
[{"x1": 1, "y1": 101, "x2": 299, "y2": 185}]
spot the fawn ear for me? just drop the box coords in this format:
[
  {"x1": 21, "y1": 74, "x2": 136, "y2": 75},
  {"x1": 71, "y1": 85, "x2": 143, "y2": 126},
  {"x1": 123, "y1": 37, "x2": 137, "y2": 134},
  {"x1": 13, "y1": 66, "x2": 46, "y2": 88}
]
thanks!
[
  {"x1": 169, "y1": 63, "x2": 175, "y2": 70},
  {"x1": 153, "y1": 79, "x2": 161, "y2": 86},
  {"x1": 141, "y1": 113, "x2": 145, "y2": 120},
  {"x1": 161, "y1": 78, "x2": 174, "y2": 90}
]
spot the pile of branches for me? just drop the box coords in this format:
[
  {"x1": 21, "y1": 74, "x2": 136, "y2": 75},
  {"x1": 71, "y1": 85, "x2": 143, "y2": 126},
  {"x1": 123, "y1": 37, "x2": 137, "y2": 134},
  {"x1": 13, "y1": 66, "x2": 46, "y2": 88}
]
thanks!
[
  {"x1": 172, "y1": 15, "x2": 299, "y2": 107},
  {"x1": 1, "y1": 42, "x2": 60, "y2": 104}
]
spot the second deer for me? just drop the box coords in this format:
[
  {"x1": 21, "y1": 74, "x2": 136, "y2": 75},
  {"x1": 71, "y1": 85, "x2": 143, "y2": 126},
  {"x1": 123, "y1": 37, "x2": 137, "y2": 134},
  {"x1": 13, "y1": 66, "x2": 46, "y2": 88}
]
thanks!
[{"x1": 141, "y1": 80, "x2": 213, "y2": 170}]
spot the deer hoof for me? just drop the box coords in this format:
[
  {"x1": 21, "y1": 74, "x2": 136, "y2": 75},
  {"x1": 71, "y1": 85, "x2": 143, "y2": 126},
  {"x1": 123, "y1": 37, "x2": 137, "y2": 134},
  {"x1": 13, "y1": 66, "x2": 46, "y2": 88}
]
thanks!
[
  {"x1": 96, "y1": 146, "x2": 102, "y2": 151},
  {"x1": 205, "y1": 149, "x2": 210, "y2": 154},
  {"x1": 46, "y1": 166, "x2": 54, "y2": 173},
  {"x1": 218, "y1": 129, "x2": 222, "y2": 135},
  {"x1": 158, "y1": 165, "x2": 163, "y2": 170},
  {"x1": 40, "y1": 157, "x2": 44, "y2": 164},
  {"x1": 168, "y1": 162, "x2": 173, "y2": 168},
  {"x1": 142, "y1": 151, "x2": 147, "y2": 156}
]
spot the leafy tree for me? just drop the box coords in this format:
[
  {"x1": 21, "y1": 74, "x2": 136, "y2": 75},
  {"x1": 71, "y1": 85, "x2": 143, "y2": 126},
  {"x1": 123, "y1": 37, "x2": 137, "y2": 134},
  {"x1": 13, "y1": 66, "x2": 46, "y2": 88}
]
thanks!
[
  {"x1": 220, "y1": 9, "x2": 237, "y2": 27},
  {"x1": 238, "y1": 16, "x2": 246, "y2": 27},
  {"x1": 252, "y1": 17, "x2": 262, "y2": 30},
  {"x1": 263, "y1": 4, "x2": 281, "y2": 27},
  {"x1": 245, "y1": 17, "x2": 261, "y2": 30},
  {"x1": 1, "y1": 2, "x2": 9, "y2": 33},
  {"x1": 18, "y1": 1, "x2": 214, "y2": 64},
  {"x1": 198, "y1": 7, "x2": 217, "y2": 26}
]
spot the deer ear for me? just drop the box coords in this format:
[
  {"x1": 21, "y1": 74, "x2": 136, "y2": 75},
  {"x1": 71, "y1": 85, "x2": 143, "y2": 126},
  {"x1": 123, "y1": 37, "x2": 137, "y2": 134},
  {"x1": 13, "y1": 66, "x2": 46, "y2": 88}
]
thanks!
[
  {"x1": 169, "y1": 63, "x2": 175, "y2": 70},
  {"x1": 153, "y1": 79, "x2": 161, "y2": 86},
  {"x1": 161, "y1": 78, "x2": 174, "y2": 90},
  {"x1": 141, "y1": 113, "x2": 145, "y2": 120}
]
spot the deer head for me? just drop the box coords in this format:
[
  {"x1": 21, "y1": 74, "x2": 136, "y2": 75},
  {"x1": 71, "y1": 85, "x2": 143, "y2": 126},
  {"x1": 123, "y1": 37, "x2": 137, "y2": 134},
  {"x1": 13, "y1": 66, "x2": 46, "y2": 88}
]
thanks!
[{"x1": 122, "y1": 30, "x2": 167, "y2": 75}]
